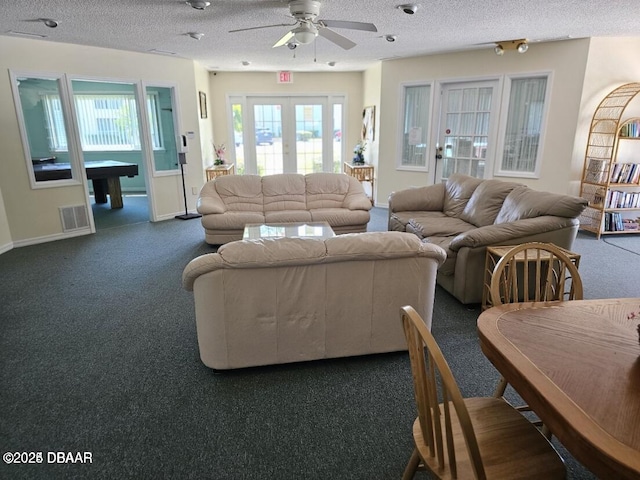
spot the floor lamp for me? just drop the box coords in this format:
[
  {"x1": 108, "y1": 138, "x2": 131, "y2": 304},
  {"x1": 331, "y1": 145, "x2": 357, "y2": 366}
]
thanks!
[{"x1": 175, "y1": 153, "x2": 201, "y2": 220}]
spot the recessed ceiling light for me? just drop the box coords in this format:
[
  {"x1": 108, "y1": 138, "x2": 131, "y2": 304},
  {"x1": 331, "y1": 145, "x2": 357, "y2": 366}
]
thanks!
[
  {"x1": 327, "y1": 61, "x2": 336, "y2": 67},
  {"x1": 385, "y1": 35, "x2": 397, "y2": 42},
  {"x1": 187, "y1": 32, "x2": 204, "y2": 40},
  {"x1": 40, "y1": 18, "x2": 59, "y2": 28},
  {"x1": 185, "y1": 0, "x2": 210, "y2": 10},
  {"x1": 242, "y1": 61, "x2": 251, "y2": 66},
  {"x1": 397, "y1": 4, "x2": 418, "y2": 14}
]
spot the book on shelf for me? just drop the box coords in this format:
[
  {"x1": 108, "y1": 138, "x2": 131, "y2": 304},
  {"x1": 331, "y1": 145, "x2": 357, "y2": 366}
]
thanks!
[
  {"x1": 611, "y1": 162, "x2": 640, "y2": 184},
  {"x1": 620, "y1": 121, "x2": 640, "y2": 138}
]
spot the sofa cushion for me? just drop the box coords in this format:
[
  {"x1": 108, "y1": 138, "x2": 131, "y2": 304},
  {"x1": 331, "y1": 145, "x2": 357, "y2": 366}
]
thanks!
[
  {"x1": 200, "y1": 211, "x2": 265, "y2": 230},
  {"x1": 423, "y1": 236, "x2": 457, "y2": 276},
  {"x1": 310, "y1": 208, "x2": 370, "y2": 227},
  {"x1": 264, "y1": 210, "x2": 313, "y2": 223},
  {"x1": 408, "y1": 213, "x2": 475, "y2": 237},
  {"x1": 443, "y1": 173, "x2": 484, "y2": 217},
  {"x1": 459, "y1": 179, "x2": 522, "y2": 227},
  {"x1": 262, "y1": 173, "x2": 307, "y2": 212},
  {"x1": 215, "y1": 175, "x2": 264, "y2": 212},
  {"x1": 306, "y1": 173, "x2": 350, "y2": 209},
  {"x1": 494, "y1": 186, "x2": 588, "y2": 224}
]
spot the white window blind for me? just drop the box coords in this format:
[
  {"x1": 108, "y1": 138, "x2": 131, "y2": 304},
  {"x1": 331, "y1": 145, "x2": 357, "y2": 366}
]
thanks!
[
  {"x1": 400, "y1": 84, "x2": 431, "y2": 168},
  {"x1": 43, "y1": 93, "x2": 161, "y2": 151},
  {"x1": 500, "y1": 76, "x2": 548, "y2": 174}
]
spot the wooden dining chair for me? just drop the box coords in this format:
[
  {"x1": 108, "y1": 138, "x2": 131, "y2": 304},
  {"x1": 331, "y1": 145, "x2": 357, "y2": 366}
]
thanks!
[
  {"x1": 400, "y1": 306, "x2": 566, "y2": 480},
  {"x1": 489, "y1": 242, "x2": 583, "y2": 436}
]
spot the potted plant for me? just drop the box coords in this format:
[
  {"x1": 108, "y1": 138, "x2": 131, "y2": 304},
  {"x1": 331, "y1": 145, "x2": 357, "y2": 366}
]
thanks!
[
  {"x1": 213, "y1": 143, "x2": 226, "y2": 166},
  {"x1": 353, "y1": 142, "x2": 366, "y2": 164}
]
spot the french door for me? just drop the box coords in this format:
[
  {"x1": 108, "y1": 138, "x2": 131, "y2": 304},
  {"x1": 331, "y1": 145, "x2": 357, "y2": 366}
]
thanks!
[
  {"x1": 437, "y1": 81, "x2": 500, "y2": 181},
  {"x1": 236, "y1": 96, "x2": 342, "y2": 175}
]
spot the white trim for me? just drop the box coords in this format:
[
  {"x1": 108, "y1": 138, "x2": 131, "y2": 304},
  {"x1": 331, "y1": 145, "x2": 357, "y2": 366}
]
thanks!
[
  {"x1": 0, "y1": 242, "x2": 14, "y2": 255},
  {"x1": 12, "y1": 228, "x2": 92, "y2": 248},
  {"x1": 433, "y1": 76, "x2": 503, "y2": 181},
  {"x1": 396, "y1": 80, "x2": 434, "y2": 173}
]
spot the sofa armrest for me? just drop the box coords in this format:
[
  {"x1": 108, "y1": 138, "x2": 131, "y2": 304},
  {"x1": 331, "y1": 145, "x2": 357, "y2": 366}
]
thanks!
[
  {"x1": 196, "y1": 184, "x2": 227, "y2": 215},
  {"x1": 182, "y1": 253, "x2": 225, "y2": 291},
  {"x1": 448, "y1": 216, "x2": 580, "y2": 251},
  {"x1": 388, "y1": 183, "x2": 445, "y2": 213}
]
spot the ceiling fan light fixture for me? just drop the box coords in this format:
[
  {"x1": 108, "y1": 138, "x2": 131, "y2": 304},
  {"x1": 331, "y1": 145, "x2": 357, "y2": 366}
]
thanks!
[
  {"x1": 293, "y1": 23, "x2": 317, "y2": 45},
  {"x1": 185, "y1": 1, "x2": 210, "y2": 10}
]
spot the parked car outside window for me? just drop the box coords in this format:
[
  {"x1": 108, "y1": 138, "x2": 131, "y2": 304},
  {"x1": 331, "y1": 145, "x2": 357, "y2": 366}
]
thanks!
[{"x1": 256, "y1": 128, "x2": 273, "y2": 145}]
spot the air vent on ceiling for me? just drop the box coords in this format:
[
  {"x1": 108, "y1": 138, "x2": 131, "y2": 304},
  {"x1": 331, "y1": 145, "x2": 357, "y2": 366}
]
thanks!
[{"x1": 59, "y1": 205, "x2": 89, "y2": 232}]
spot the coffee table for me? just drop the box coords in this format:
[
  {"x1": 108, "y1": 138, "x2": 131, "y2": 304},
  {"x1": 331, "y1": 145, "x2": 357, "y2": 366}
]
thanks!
[{"x1": 242, "y1": 222, "x2": 335, "y2": 240}]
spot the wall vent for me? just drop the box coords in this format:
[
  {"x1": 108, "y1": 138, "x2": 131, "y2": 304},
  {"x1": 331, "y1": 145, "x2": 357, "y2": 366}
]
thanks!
[{"x1": 59, "y1": 205, "x2": 89, "y2": 232}]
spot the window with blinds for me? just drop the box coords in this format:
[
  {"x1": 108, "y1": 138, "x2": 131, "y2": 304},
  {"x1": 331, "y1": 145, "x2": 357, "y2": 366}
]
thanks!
[
  {"x1": 43, "y1": 93, "x2": 162, "y2": 152},
  {"x1": 498, "y1": 75, "x2": 549, "y2": 176},
  {"x1": 399, "y1": 83, "x2": 432, "y2": 170}
]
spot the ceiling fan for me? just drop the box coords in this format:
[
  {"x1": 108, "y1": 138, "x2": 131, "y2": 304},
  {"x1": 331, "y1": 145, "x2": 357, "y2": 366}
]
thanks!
[{"x1": 229, "y1": 0, "x2": 377, "y2": 50}]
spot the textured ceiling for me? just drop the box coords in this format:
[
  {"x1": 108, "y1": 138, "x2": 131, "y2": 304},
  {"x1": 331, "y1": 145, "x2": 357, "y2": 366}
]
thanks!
[{"x1": 2, "y1": 0, "x2": 640, "y2": 72}]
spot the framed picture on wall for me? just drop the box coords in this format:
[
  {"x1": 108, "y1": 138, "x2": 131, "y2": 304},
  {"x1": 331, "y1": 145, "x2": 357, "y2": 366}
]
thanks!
[
  {"x1": 199, "y1": 91, "x2": 208, "y2": 119},
  {"x1": 362, "y1": 105, "x2": 375, "y2": 142}
]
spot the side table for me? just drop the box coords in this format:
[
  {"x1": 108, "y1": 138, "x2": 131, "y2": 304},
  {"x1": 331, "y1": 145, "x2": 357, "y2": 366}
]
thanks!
[
  {"x1": 481, "y1": 244, "x2": 581, "y2": 310},
  {"x1": 205, "y1": 164, "x2": 235, "y2": 181},
  {"x1": 343, "y1": 162, "x2": 374, "y2": 203}
]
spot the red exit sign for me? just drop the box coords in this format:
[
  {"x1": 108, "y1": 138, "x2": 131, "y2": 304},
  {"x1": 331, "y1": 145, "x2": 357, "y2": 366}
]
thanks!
[{"x1": 278, "y1": 71, "x2": 293, "y2": 83}]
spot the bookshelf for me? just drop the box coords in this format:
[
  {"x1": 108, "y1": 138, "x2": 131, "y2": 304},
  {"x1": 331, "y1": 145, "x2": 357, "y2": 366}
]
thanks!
[{"x1": 579, "y1": 83, "x2": 640, "y2": 238}]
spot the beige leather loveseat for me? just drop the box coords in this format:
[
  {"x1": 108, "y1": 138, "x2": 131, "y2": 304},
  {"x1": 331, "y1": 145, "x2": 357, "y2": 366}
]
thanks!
[
  {"x1": 182, "y1": 232, "x2": 446, "y2": 370},
  {"x1": 388, "y1": 173, "x2": 588, "y2": 304},
  {"x1": 197, "y1": 172, "x2": 372, "y2": 244}
]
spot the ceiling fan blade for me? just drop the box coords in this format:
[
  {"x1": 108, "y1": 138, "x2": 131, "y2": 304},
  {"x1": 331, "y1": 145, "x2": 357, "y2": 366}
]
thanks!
[
  {"x1": 229, "y1": 23, "x2": 295, "y2": 33},
  {"x1": 318, "y1": 28, "x2": 356, "y2": 50},
  {"x1": 318, "y1": 20, "x2": 377, "y2": 32},
  {"x1": 273, "y1": 30, "x2": 295, "y2": 48}
]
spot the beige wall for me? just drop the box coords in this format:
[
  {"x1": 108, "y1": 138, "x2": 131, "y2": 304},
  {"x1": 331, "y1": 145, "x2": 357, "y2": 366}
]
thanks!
[
  {"x1": 571, "y1": 37, "x2": 640, "y2": 194},
  {"x1": 0, "y1": 36, "x2": 205, "y2": 245},
  {"x1": 362, "y1": 63, "x2": 382, "y2": 199},
  {"x1": 207, "y1": 71, "x2": 364, "y2": 164},
  {"x1": 376, "y1": 39, "x2": 591, "y2": 206}
]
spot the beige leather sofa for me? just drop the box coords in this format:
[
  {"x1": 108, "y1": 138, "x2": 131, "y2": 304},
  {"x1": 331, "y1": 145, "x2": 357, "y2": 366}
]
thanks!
[
  {"x1": 182, "y1": 232, "x2": 446, "y2": 370},
  {"x1": 388, "y1": 173, "x2": 588, "y2": 304},
  {"x1": 197, "y1": 172, "x2": 372, "y2": 244}
]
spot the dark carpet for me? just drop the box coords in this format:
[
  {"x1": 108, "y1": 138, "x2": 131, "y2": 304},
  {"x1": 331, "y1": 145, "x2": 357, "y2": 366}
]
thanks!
[{"x1": 0, "y1": 207, "x2": 638, "y2": 479}]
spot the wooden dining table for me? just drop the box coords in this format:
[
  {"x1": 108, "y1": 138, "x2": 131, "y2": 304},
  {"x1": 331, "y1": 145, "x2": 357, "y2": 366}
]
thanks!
[{"x1": 477, "y1": 298, "x2": 640, "y2": 480}]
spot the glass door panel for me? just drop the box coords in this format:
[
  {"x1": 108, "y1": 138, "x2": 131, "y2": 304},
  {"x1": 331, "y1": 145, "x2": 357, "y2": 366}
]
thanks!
[
  {"x1": 294, "y1": 103, "x2": 323, "y2": 174},
  {"x1": 14, "y1": 75, "x2": 77, "y2": 184},
  {"x1": 440, "y1": 83, "x2": 497, "y2": 181},
  {"x1": 253, "y1": 103, "x2": 283, "y2": 176},
  {"x1": 145, "y1": 86, "x2": 179, "y2": 172}
]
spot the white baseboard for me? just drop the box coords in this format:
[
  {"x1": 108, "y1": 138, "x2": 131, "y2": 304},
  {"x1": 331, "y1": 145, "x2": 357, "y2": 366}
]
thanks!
[
  {"x1": 0, "y1": 241, "x2": 14, "y2": 255},
  {"x1": 12, "y1": 228, "x2": 92, "y2": 248}
]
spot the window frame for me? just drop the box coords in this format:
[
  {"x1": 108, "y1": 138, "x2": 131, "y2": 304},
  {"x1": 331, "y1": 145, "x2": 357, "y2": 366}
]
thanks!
[
  {"x1": 396, "y1": 81, "x2": 434, "y2": 172},
  {"x1": 494, "y1": 71, "x2": 553, "y2": 179},
  {"x1": 43, "y1": 91, "x2": 163, "y2": 153}
]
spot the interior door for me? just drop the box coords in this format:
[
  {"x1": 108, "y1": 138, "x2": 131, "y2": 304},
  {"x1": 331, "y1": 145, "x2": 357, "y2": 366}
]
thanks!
[{"x1": 438, "y1": 81, "x2": 500, "y2": 181}]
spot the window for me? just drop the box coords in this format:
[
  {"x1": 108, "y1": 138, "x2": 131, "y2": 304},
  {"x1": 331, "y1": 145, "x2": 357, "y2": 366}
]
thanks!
[
  {"x1": 399, "y1": 84, "x2": 431, "y2": 170},
  {"x1": 43, "y1": 93, "x2": 162, "y2": 152},
  {"x1": 497, "y1": 75, "x2": 550, "y2": 177}
]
